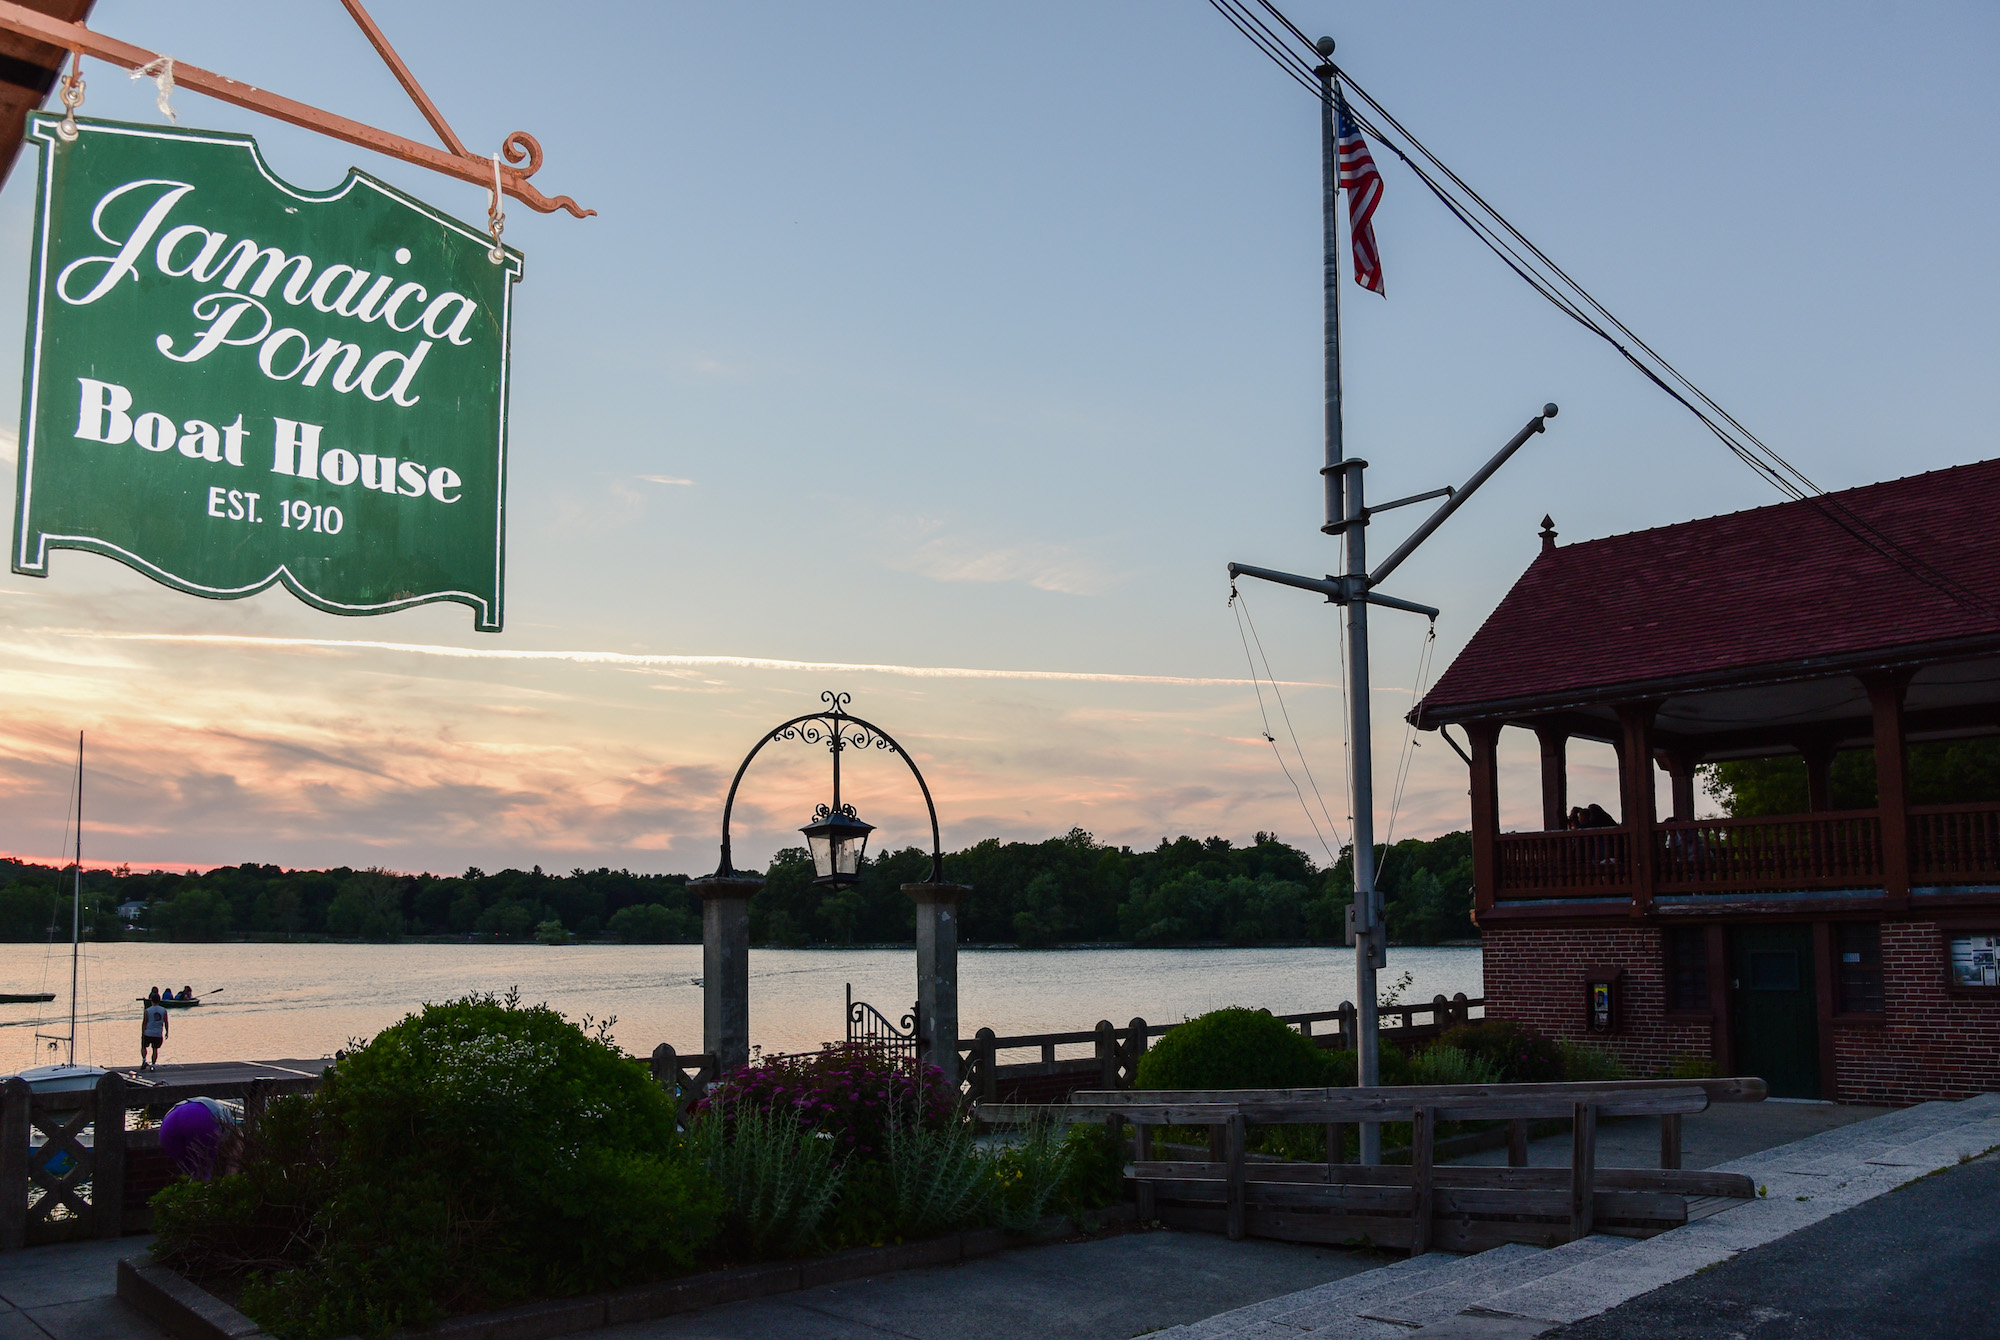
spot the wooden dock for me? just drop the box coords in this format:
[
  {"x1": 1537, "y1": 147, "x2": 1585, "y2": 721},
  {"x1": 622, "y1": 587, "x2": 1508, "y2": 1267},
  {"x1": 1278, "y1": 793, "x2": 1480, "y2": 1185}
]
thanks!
[{"x1": 106, "y1": 1058, "x2": 331, "y2": 1098}]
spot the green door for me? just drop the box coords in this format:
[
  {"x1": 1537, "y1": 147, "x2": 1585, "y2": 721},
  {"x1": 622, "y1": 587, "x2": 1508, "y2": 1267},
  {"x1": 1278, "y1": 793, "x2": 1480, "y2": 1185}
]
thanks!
[{"x1": 1729, "y1": 924, "x2": 1820, "y2": 1099}]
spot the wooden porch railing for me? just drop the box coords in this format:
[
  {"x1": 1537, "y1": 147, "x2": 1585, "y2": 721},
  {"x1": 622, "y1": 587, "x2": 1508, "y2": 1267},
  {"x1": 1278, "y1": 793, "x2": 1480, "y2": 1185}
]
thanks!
[
  {"x1": 1653, "y1": 811, "x2": 1882, "y2": 891},
  {"x1": 1495, "y1": 801, "x2": 2000, "y2": 898},
  {"x1": 1910, "y1": 802, "x2": 2000, "y2": 883},
  {"x1": 1494, "y1": 828, "x2": 1631, "y2": 895}
]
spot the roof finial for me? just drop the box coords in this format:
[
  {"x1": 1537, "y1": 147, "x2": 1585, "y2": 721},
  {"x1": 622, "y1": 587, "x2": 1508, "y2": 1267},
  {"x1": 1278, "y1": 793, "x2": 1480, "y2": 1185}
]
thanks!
[{"x1": 1539, "y1": 515, "x2": 1558, "y2": 553}]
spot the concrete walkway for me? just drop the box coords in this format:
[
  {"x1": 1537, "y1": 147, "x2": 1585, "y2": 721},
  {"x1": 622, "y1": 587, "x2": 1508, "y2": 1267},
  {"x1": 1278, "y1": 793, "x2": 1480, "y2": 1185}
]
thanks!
[
  {"x1": 1545, "y1": 1149, "x2": 2000, "y2": 1339},
  {"x1": 0, "y1": 1235, "x2": 162, "y2": 1340}
]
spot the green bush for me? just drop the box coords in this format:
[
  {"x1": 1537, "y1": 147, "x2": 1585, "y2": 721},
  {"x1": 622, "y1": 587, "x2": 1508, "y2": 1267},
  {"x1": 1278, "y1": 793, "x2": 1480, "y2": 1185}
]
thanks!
[
  {"x1": 1136, "y1": 1007, "x2": 1333, "y2": 1091},
  {"x1": 1408, "y1": 1045, "x2": 1501, "y2": 1087},
  {"x1": 886, "y1": 1103, "x2": 992, "y2": 1237},
  {"x1": 990, "y1": 1117, "x2": 1076, "y2": 1232},
  {"x1": 1558, "y1": 1039, "x2": 1630, "y2": 1083},
  {"x1": 1324, "y1": 1042, "x2": 1410, "y2": 1087},
  {"x1": 1437, "y1": 1019, "x2": 1565, "y2": 1084},
  {"x1": 154, "y1": 992, "x2": 719, "y2": 1339}
]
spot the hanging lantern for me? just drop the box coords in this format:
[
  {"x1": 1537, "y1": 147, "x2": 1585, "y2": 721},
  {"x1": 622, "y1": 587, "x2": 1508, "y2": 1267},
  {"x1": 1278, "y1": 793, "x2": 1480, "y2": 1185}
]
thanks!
[{"x1": 801, "y1": 804, "x2": 874, "y2": 887}]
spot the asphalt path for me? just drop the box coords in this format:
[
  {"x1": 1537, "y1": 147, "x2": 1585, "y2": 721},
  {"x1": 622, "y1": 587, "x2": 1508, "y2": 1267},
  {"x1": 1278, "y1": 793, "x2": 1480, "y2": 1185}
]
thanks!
[{"x1": 1548, "y1": 1150, "x2": 2000, "y2": 1340}]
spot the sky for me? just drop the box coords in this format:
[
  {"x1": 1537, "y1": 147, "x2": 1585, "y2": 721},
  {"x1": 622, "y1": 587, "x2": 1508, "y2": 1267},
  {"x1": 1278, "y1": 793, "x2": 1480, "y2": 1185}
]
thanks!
[{"x1": 0, "y1": 1, "x2": 1994, "y2": 878}]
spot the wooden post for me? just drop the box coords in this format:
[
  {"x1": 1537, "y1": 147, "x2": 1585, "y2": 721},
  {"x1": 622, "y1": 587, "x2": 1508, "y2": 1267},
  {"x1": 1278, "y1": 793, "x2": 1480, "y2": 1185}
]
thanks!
[
  {"x1": 1865, "y1": 674, "x2": 1912, "y2": 910},
  {"x1": 1616, "y1": 704, "x2": 1659, "y2": 917},
  {"x1": 1410, "y1": 1106, "x2": 1435, "y2": 1256},
  {"x1": 1338, "y1": 1001, "x2": 1356, "y2": 1051},
  {"x1": 1134, "y1": 1123, "x2": 1155, "y2": 1222},
  {"x1": 1812, "y1": 920, "x2": 1840, "y2": 1100},
  {"x1": 92, "y1": 1072, "x2": 125, "y2": 1240},
  {"x1": 1535, "y1": 725, "x2": 1569, "y2": 830},
  {"x1": 1570, "y1": 1102, "x2": 1598, "y2": 1241},
  {"x1": 650, "y1": 1043, "x2": 677, "y2": 1090},
  {"x1": 1326, "y1": 1122, "x2": 1350, "y2": 1166},
  {"x1": 1656, "y1": 747, "x2": 1697, "y2": 822},
  {"x1": 1800, "y1": 737, "x2": 1837, "y2": 814},
  {"x1": 1125, "y1": 1017, "x2": 1148, "y2": 1089},
  {"x1": 244, "y1": 1077, "x2": 274, "y2": 1132},
  {"x1": 1468, "y1": 722, "x2": 1503, "y2": 915},
  {"x1": 1094, "y1": 1020, "x2": 1123, "y2": 1145},
  {"x1": 1660, "y1": 1113, "x2": 1682, "y2": 1170},
  {"x1": 974, "y1": 1028, "x2": 998, "y2": 1103},
  {"x1": 1507, "y1": 1119, "x2": 1529, "y2": 1167},
  {"x1": 0, "y1": 1078, "x2": 27, "y2": 1251},
  {"x1": 1224, "y1": 1113, "x2": 1247, "y2": 1242}
]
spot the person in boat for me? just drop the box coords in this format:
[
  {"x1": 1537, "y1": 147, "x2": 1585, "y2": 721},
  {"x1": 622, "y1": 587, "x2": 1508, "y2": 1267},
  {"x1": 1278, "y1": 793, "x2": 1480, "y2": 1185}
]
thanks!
[
  {"x1": 179, "y1": 986, "x2": 193, "y2": 1000},
  {"x1": 142, "y1": 995, "x2": 169, "y2": 1069},
  {"x1": 147, "y1": 987, "x2": 160, "y2": 1003}
]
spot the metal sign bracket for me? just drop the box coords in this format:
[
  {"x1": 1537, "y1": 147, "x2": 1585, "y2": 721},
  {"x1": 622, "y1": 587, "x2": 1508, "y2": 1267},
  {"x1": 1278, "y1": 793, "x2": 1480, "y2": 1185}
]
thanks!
[{"x1": 0, "y1": 0, "x2": 594, "y2": 218}]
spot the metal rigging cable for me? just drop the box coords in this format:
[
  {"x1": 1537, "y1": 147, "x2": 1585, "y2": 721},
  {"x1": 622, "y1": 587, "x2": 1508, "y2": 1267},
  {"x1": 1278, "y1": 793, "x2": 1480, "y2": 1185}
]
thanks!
[
  {"x1": 1205, "y1": 1, "x2": 1994, "y2": 619},
  {"x1": 1230, "y1": 585, "x2": 1344, "y2": 866}
]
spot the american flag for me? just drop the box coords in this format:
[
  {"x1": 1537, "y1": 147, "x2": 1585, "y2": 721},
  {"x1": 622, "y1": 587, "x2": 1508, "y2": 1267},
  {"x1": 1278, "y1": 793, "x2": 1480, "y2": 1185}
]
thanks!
[{"x1": 1336, "y1": 96, "x2": 1385, "y2": 296}]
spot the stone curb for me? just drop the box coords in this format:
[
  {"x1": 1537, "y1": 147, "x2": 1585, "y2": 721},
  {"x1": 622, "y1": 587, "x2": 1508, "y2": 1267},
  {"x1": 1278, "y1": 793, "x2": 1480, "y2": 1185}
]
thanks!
[{"x1": 119, "y1": 1205, "x2": 1136, "y2": 1340}]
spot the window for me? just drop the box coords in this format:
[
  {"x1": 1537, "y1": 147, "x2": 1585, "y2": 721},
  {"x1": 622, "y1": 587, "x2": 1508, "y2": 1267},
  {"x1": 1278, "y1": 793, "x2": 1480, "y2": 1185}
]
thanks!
[
  {"x1": 1665, "y1": 926, "x2": 1708, "y2": 1012},
  {"x1": 1836, "y1": 923, "x2": 1884, "y2": 1014},
  {"x1": 1950, "y1": 932, "x2": 2000, "y2": 990}
]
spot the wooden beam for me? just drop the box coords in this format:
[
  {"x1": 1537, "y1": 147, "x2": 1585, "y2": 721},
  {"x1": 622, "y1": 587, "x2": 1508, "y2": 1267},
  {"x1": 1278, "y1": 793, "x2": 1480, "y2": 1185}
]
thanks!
[
  {"x1": 1617, "y1": 704, "x2": 1659, "y2": 917},
  {"x1": 1866, "y1": 674, "x2": 1913, "y2": 911},
  {"x1": 1570, "y1": 1102, "x2": 1597, "y2": 1240},
  {"x1": 1536, "y1": 725, "x2": 1569, "y2": 830},
  {"x1": 1409, "y1": 1106, "x2": 1435, "y2": 1256},
  {"x1": 1223, "y1": 1113, "x2": 1247, "y2": 1242},
  {"x1": 1469, "y1": 722, "x2": 1502, "y2": 917}
]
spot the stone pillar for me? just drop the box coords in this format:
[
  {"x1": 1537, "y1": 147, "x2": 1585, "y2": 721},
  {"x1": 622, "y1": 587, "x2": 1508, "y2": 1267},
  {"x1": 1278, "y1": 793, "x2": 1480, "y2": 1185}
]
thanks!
[
  {"x1": 693, "y1": 878, "x2": 759, "y2": 1074},
  {"x1": 905, "y1": 882, "x2": 970, "y2": 1082},
  {"x1": 1534, "y1": 725, "x2": 1568, "y2": 831},
  {"x1": 1655, "y1": 748, "x2": 1698, "y2": 823}
]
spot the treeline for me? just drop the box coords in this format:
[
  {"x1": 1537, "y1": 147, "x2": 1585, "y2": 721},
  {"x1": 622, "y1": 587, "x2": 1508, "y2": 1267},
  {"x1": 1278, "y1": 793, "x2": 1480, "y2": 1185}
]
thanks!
[{"x1": 0, "y1": 827, "x2": 1478, "y2": 947}]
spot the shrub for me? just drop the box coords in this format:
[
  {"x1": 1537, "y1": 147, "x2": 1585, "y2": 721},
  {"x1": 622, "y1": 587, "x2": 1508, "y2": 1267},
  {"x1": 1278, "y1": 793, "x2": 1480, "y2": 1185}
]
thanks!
[
  {"x1": 1325, "y1": 1042, "x2": 1410, "y2": 1087},
  {"x1": 1050, "y1": 1121, "x2": 1127, "y2": 1216},
  {"x1": 1408, "y1": 1044, "x2": 1501, "y2": 1087},
  {"x1": 1665, "y1": 1052, "x2": 1720, "y2": 1080},
  {"x1": 885, "y1": 1102, "x2": 991, "y2": 1237},
  {"x1": 990, "y1": 1117, "x2": 1076, "y2": 1232},
  {"x1": 689, "y1": 1104, "x2": 843, "y2": 1257},
  {"x1": 1558, "y1": 1039, "x2": 1630, "y2": 1083},
  {"x1": 1135, "y1": 1007, "x2": 1333, "y2": 1091},
  {"x1": 154, "y1": 992, "x2": 719, "y2": 1339},
  {"x1": 693, "y1": 1047, "x2": 955, "y2": 1161},
  {"x1": 1438, "y1": 1019, "x2": 1564, "y2": 1084}
]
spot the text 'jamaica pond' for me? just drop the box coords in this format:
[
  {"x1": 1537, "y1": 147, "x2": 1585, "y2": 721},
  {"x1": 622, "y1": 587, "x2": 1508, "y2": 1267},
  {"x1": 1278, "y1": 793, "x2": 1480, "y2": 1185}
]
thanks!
[{"x1": 10, "y1": 114, "x2": 523, "y2": 630}]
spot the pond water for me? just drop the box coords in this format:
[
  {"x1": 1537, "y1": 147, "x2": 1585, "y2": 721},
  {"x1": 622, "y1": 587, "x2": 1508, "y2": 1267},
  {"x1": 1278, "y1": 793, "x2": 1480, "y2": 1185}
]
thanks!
[{"x1": 0, "y1": 941, "x2": 1482, "y2": 1071}]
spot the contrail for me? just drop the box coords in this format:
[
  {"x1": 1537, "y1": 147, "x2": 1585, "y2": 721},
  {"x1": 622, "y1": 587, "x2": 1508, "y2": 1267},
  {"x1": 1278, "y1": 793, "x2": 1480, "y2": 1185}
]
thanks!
[{"x1": 52, "y1": 631, "x2": 1331, "y2": 688}]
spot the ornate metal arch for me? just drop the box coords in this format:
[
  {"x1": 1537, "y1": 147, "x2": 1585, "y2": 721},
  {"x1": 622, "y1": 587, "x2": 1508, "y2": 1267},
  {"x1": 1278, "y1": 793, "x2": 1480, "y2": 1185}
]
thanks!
[{"x1": 714, "y1": 690, "x2": 944, "y2": 883}]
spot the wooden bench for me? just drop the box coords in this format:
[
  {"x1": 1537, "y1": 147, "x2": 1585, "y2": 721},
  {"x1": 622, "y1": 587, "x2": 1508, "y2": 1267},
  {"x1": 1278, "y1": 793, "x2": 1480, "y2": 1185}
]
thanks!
[{"x1": 979, "y1": 1077, "x2": 1765, "y2": 1254}]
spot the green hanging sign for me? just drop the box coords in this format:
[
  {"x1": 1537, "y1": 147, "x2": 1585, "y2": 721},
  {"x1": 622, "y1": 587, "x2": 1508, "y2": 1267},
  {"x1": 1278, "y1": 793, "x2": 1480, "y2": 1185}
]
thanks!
[{"x1": 11, "y1": 114, "x2": 521, "y2": 630}]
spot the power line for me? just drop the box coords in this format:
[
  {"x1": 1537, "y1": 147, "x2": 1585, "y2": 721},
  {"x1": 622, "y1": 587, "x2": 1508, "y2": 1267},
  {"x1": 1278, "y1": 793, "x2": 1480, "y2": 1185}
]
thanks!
[
  {"x1": 1205, "y1": 2, "x2": 1995, "y2": 619},
  {"x1": 1230, "y1": 586, "x2": 1344, "y2": 867}
]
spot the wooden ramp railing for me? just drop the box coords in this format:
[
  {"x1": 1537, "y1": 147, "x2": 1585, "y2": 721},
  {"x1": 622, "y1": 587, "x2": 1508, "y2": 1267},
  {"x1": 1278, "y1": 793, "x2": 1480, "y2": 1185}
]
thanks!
[{"x1": 980, "y1": 1077, "x2": 1764, "y2": 1254}]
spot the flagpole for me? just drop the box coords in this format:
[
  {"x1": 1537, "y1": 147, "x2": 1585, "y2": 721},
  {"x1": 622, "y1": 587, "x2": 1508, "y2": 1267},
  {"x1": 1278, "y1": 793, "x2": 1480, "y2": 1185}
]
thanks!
[
  {"x1": 1316, "y1": 40, "x2": 1384, "y2": 1166},
  {"x1": 1317, "y1": 40, "x2": 1343, "y2": 530}
]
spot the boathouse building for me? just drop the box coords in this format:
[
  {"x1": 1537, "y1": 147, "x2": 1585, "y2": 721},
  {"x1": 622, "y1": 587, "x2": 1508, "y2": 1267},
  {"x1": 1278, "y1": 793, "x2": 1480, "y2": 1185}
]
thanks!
[{"x1": 1414, "y1": 459, "x2": 2000, "y2": 1104}]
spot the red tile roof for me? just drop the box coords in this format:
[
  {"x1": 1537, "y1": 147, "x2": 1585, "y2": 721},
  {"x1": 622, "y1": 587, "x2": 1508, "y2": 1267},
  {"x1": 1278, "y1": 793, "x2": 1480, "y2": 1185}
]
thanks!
[{"x1": 1415, "y1": 458, "x2": 2000, "y2": 722}]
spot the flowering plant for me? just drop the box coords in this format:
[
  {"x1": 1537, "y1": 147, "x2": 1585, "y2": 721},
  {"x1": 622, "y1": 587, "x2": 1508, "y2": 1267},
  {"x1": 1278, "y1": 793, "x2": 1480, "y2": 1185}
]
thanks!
[{"x1": 692, "y1": 1046, "x2": 957, "y2": 1161}]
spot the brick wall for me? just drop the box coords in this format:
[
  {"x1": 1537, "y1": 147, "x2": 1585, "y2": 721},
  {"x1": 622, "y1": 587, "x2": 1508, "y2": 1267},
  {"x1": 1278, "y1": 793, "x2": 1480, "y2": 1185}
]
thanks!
[
  {"x1": 1832, "y1": 919, "x2": 2000, "y2": 1104},
  {"x1": 1483, "y1": 919, "x2": 2000, "y2": 1105},
  {"x1": 1481, "y1": 925, "x2": 1712, "y2": 1077}
]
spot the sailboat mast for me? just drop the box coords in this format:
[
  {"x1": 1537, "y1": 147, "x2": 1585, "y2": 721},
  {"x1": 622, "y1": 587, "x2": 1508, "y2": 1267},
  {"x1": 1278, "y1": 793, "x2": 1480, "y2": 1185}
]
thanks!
[{"x1": 69, "y1": 732, "x2": 80, "y2": 1067}]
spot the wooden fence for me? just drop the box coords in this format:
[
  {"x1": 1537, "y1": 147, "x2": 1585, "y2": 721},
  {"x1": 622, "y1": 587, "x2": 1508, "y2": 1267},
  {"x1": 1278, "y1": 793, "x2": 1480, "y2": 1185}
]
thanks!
[
  {"x1": 958, "y1": 995, "x2": 1483, "y2": 1105},
  {"x1": 0, "y1": 1072, "x2": 321, "y2": 1249},
  {"x1": 980, "y1": 1077, "x2": 1764, "y2": 1254}
]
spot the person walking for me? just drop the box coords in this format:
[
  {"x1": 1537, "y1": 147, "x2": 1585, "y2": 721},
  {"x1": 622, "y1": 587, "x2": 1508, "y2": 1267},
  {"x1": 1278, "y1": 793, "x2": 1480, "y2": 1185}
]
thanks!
[{"x1": 142, "y1": 992, "x2": 169, "y2": 1069}]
